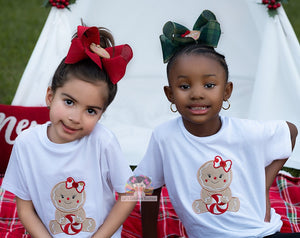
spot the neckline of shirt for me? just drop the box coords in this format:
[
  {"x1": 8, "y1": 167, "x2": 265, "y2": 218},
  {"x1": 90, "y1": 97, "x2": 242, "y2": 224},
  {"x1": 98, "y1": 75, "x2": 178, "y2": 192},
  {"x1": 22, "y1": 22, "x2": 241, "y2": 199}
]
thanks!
[
  {"x1": 178, "y1": 115, "x2": 227, "y2": 142},
  {"x1": 39, "y1": 122, "x2": 83, "y2": 152}
]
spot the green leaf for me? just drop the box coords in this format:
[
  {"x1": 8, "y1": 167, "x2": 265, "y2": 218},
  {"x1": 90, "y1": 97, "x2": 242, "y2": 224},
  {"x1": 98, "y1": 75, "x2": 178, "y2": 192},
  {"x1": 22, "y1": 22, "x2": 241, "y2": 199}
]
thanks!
[
  {"x1": 42, "y1": 0, "x2": 50, "y2": 7},
  {"x1": 268, "y1": 9, "x2": 279, "y2": 18}
]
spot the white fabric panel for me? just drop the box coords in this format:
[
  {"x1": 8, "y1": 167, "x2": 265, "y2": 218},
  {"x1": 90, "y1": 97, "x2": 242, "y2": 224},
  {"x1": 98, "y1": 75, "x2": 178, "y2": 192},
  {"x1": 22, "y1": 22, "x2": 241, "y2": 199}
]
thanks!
[{"x1": 12, "y1": 0, "x2": 300, "y2": 168}]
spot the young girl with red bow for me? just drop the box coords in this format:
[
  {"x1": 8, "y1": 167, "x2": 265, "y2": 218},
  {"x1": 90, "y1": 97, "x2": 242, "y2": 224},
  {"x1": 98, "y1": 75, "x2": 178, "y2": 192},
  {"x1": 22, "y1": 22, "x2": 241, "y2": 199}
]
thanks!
[
  {"x1": 3, "y1": 25, "x2": 135, "y2": 238},
  {"x1": 135, "y1": 10, "x2": 298, "y2": 238}
]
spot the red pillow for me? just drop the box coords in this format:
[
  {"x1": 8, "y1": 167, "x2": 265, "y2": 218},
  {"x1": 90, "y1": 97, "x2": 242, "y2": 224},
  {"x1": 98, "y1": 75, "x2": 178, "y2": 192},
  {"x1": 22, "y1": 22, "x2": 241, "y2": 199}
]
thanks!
[{"x1": 0, "y1": 104, "x2": 49, "y2": 174}]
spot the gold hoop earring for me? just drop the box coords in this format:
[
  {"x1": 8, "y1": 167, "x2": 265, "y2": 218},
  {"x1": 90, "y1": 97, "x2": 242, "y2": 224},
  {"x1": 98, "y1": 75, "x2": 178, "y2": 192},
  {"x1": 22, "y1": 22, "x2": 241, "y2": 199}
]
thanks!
[
  {"x1": 170, "y1": 103, "x2": 177, "y2": 113},
  {"x1": 222, "y1": 100, "x2": 230, "y2": 110}
]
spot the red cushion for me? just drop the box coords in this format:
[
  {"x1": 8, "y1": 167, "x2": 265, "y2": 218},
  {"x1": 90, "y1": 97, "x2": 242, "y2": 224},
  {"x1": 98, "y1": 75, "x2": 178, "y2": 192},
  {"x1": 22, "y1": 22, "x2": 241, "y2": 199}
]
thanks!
[{"x1": 0, "y1": 104, "x2": 49, "y2": 174}]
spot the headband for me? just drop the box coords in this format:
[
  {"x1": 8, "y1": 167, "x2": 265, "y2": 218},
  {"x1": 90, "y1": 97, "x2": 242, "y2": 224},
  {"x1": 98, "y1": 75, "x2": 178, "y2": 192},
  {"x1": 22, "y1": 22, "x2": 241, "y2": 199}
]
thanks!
[
  {"x1": 159, "y1": 10, "x2": 221, "y2": 63},
  {"x1": 65, "y1": 26, "x2": 133, "y2": 84}
]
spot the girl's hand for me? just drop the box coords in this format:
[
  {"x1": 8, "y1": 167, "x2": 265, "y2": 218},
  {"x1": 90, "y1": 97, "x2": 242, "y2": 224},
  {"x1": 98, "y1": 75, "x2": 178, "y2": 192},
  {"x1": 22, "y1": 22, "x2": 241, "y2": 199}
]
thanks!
[{"x1": 92, "y1": 193, "x2": 136, "y2": 238}]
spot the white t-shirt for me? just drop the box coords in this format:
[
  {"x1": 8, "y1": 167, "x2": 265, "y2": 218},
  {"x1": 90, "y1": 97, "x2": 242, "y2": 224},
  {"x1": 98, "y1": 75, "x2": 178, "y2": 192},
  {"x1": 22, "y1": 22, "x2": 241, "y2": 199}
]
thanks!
[
  {"x1": 2, "y1": 122, "x2": 133, "y2": 238},
  {"x1": 135, "y1": 116, "x2": 292, "y2": 238}
]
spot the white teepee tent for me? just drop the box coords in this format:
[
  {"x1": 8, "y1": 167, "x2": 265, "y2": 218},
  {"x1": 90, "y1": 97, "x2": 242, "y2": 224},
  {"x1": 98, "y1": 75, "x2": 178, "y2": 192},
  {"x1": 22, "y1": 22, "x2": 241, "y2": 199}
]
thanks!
[{"x1": 12, "y1": 0, "x2": 300, "y2": 168}]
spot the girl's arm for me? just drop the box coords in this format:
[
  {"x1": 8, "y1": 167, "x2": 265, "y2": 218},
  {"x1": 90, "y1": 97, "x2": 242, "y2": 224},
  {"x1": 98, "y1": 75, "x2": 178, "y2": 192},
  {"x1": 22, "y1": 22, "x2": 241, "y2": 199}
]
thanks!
[
  {"x1": 264, "y1": 121, "x2": 298, "y2": 222},
  {"x1": 92, "y1": 193, "x2": 136, "y2": 238},
  {"x1": 141, "y1": 187, "x2": 162, "y2": 238},
  {"x1": 16, "y1": 197, "x2": 52, "y2": 238}
]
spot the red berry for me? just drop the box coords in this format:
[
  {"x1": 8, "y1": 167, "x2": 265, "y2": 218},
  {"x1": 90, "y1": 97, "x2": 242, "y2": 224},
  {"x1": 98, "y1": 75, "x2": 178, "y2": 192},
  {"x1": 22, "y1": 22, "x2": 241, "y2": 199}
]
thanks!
[
  {"x1": 262, "y1": 0, "x2": 269, "y2": 4},
  {"x1": 270, "y1": 0, "x2": 276, "y2": 4},
  {"x1": 268, "y1": 4, "x2": 273, "y2": 9},
  {"x1": 65, "y1": 2, "x2": 69, "y2": 5},
  {"x1": 277, "y1": 3, "x2": 281, "y2": 7}
]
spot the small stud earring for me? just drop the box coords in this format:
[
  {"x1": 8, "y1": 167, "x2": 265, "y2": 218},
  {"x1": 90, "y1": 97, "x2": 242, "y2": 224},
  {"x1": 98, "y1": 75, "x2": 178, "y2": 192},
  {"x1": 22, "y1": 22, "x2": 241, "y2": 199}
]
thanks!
[
  {"x1": 222, "y1": 100, "x2": 230, "y2": 110},
  {"x1": 170, "y1": 103, "x2": 177, "y2": 113}
]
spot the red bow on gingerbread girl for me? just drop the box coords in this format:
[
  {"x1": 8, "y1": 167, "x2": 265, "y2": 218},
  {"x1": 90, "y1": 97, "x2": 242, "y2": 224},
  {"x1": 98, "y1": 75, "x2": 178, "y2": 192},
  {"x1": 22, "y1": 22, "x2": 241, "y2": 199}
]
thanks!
[
  {"x1": 213, "y1": 156, "x2": 232, "y2": 172},
  {"x1": 65, "y1": 177, "x2": 85, "y2": 193}
]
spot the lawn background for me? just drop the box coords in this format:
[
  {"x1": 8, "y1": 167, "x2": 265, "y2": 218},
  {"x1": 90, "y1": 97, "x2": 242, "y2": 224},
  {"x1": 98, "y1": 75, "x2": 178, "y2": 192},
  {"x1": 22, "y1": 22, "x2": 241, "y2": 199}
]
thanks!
[
  {"x1": 0, "y1": 1, "x2": 299, "y2": 104},
  {"x1": 0, "y1": 1, "x2": 299, "y2": 176}
]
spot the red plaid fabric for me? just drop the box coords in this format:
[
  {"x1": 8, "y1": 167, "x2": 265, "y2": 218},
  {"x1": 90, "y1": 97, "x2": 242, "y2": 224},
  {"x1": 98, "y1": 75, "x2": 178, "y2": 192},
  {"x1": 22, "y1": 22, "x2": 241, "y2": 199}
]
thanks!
[
  {"x1": 122, "y1": 186, "x2": 188, "y2": 238},
  {"x1": 1, "y1": 174, "x2": 299, "y2": 237},
  {"x1": 0, "y1": 177, "x2": 31, "y2": 238},
  {"x1": 269, "y1": 173, "x2": 300, "y2": 233}
]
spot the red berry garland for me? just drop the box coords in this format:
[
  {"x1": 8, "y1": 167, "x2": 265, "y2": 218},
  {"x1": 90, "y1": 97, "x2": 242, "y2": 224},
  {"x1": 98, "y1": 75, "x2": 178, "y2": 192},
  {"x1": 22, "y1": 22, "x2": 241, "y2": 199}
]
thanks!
[
  {"x1": 261, "y1": 0, "x2": 287, "y2": 17},
  {"x1": 43, "y1": 0, "x2": 75, "y2": 10},
  {"x1": 49, "y1": 0, "x2": 70, "y2": 9},
  {"x1": 262, "y1": 0, "x2": 281, "y2": 10}
]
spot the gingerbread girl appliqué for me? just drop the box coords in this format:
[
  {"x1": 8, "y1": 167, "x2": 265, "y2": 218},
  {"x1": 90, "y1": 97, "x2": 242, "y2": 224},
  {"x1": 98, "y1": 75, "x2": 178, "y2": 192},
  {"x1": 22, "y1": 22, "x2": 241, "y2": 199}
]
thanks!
[
  {"x1": 192, "y1": 156, "x2": 240, "y2": 215},
  {"x1": 49, "y1": 177, "x2": 96, "y2": 235}
]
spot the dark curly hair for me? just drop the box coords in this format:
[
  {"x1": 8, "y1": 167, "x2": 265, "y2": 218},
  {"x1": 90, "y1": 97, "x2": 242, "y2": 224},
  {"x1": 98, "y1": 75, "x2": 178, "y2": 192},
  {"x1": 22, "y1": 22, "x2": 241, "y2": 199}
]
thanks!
[{"x1": 166, "y1": 44, "x2": 229, "y2": 82}]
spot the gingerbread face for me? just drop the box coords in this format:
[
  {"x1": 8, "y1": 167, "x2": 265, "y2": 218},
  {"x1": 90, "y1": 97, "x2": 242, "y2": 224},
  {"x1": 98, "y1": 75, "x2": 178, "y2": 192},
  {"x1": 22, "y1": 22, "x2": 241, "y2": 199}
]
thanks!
[
  {"x1": 198, "y1": 160, "x2": 232, "y2": 192},
  {"x1": 51, "y1": 178, "x2": 86, "y2": 212}
]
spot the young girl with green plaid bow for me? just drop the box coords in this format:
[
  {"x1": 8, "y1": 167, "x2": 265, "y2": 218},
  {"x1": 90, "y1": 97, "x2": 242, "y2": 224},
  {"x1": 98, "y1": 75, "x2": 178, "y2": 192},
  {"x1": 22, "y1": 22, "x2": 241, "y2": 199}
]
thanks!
[
  {"x1": 135, "y1": 10, "x2": 298, "y2": 238},
  {"x1": 3, "y1": 25, "x2": 136, "y2": 238}
]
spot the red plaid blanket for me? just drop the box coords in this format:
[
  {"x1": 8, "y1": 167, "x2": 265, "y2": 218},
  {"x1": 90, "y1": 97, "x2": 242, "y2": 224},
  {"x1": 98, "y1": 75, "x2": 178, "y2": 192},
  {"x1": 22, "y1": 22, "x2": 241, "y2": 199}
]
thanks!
[
  {"x1": 121, "y1": 186, "x2": 188, "y2": 238},
  {"x1": 0, "y1": 182, "x2": 30, "y2": 237},
  {"x1": 1, "y1": 173, "x2": 299, "y2": 237},
  {"x1": 269, "y1": 172, "x2": 300, "y2": 233}
]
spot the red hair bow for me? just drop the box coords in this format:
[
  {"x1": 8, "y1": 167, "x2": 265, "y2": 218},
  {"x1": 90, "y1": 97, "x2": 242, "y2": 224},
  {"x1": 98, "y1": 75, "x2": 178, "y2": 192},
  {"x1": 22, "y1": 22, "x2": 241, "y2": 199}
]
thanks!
[{"x1": 65, "y1": 26, "x2": 133, "y2": 84}]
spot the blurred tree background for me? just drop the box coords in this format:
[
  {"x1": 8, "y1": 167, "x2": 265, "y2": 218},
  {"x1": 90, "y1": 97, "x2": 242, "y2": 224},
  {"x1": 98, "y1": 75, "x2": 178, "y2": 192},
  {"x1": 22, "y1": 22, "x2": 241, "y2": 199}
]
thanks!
[{"x1": 0, "y1": 1, "x2": 299, "y2": 104}]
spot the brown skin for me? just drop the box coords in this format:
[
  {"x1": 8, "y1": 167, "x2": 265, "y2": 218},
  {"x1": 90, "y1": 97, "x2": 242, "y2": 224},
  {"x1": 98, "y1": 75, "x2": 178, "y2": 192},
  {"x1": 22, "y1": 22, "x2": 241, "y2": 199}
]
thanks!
[
  {"x1": 141, "y1": 53, "x2": 298, "y2": 236},
  {"x1": 164, "y1": 54, "x2": 233, "y2": 137},
  {"x1": 141, "y1": 187, "x2": 162, "y2": 238},
  {"x1": 264, "y1": 122, "x2": 298, "y2": 222}
]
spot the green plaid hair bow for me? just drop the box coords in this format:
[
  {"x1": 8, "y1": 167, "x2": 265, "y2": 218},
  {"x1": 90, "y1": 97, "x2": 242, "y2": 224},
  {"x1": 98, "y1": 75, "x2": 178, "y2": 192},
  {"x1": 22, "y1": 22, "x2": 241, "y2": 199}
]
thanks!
[{"x1": 159, "y1": 10, "x2": 221, "y2": 63}]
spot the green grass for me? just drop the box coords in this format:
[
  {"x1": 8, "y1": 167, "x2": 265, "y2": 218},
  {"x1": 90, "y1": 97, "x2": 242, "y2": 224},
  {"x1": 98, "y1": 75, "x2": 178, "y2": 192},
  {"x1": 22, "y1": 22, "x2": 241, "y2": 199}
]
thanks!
[
  {"x1": 283, "y1": 1, "x2": 300, "y2": 38},
  {"x1": 0, "y1": 1, "x2": 299, "y2": 105},
  {"x1": 0, "y1": 0, "x2": 50, "y2": 104}
]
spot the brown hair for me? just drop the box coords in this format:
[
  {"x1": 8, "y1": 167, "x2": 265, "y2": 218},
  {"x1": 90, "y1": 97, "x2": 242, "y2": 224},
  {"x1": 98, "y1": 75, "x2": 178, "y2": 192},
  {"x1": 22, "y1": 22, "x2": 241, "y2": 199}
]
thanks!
[{"x1": 50, "y1": 27, "x2": 117, "y2": 110}]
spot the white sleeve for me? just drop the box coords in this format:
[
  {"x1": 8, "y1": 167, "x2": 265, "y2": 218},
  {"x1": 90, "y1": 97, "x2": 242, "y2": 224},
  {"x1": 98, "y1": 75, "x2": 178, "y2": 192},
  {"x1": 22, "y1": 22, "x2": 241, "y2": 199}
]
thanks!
[
  {"x1": 263, "y1": 120, "x2": 292, "y2": 166},
  {"x1": 2, "y1": 140, "x2": 31, "y2": 200},
  {"x1": 103, "y1": 135, "x2": 133, "y2": 193},
  {"x1": 134, "y1": 133, "x2": 165, "y2": 189}
]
